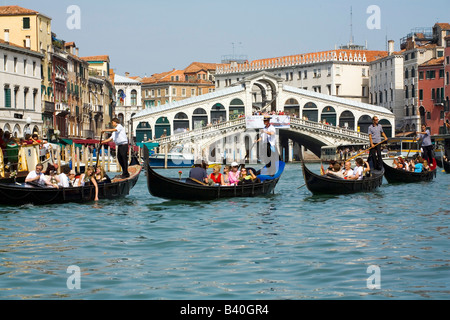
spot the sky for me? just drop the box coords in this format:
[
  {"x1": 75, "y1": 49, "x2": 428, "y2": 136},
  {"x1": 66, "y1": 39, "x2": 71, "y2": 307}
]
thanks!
[{"x1": 4, "y1": 0, "x2": 450, "y2": 78}]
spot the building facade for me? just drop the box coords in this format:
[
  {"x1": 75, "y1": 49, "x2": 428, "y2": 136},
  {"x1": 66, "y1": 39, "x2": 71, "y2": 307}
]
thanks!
[
  {"x1": 0, "y1": 39, "x2": 43, "y2": 137},
  {"x1": 0, "y1": 5, "x2": 53, "y2": 136},
  {"x1": 81, "y1": 55, "x2": 116, "y2": 138},
  {"x1": 141, "y1": 62, "x2": 217, "y2": 114},
  {"x1": 114, "y1": 74, "x2": 142, "y2": 141},
  {"x1": 215, "y1": 48, "x2": 388, "y2": 111},
  {"x1": 369, "y1": 40, "x2": 405, "y2": 131}
]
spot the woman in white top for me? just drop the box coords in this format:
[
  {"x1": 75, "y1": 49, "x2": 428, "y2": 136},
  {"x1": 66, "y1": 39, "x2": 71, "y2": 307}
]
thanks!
[{"x1": 348, "y1": 158, "x2": 365, "y2": 180}]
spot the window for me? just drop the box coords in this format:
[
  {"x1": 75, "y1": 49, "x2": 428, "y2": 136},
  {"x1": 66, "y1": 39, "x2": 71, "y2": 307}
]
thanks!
[
  {"x1": 419, "y1": 89, "x2": 423, "y2": 100},
  {"x1": 3, "y1": 55, "x2": 6, "y2": 71},
  {"x1": 304, "y1": 70, "x2": 307, "y2": 79},
  {"x1": 165, "y1": 88, "x2": 169, "y2": 96},
  {"x1": 405, "y1": 86, "x2": 408, "y2": 98},
  {"x1": 131, "y1": 90, "x2": 137, "y2": 106},
  {"x1": 4, "y1": 86, "x2": 11, "y2": 107},
  {"x1": 172, "y1": 88, "x2": 176, "y2": 95},
  {"x1": 426, "y1": 112, "x2": 431, "y2": 120},
  {"x1": 439, "y1": 69, "x2": 444, "y2": 78},
  {"x1": 419, "y1": 71, "x2": 424, "y2": 80},
  {"x1": 431, "y1": 88, "x2": 435, "y2": 100},
  {"x1": 182, "y1": 88, "x2": 186, "y2": 96},
  {"x1": 191, "y1": 88, "x2": 195, "y2": 96},
  {"x1": 33, "y1": 61, "x2": 36, "y2": 76},
  {"x1": 157, "y1": 89, "x2": 161, "y2": 97},
  {"x1": 437, "y1": 51, "x2": 444, "y2": 58},
  {"x1": 14, "y1": 57, "x2": 17, "y2": 72},
  {"x1": 23, "y1": 17, "x2": 30, "y2": 30},
  {"x1": 23, "y1": 59, "x2": 27, "y2": 74},
  {"x1": 405, "y1": 68, "x2": 409, "y2": 79}
]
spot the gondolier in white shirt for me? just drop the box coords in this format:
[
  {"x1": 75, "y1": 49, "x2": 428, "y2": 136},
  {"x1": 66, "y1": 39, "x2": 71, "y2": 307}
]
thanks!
[
  {"x1": 101, "y1": 118, "x2": 130, "y2": 178},
  {"x1": 255, "y1": 115, "x2": 277, "y2": 171}
]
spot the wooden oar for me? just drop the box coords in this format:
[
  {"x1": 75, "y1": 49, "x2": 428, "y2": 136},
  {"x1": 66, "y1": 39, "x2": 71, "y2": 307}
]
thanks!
[
  {"x1": 189, "y1": 177, "x2": 208, "y2": 186},
  {"x1": 346, "y1": 140, "x2": 387, "y2": 162},
  {"x1": 96, "y1": 132, "x2": 103, "y2": 168}
]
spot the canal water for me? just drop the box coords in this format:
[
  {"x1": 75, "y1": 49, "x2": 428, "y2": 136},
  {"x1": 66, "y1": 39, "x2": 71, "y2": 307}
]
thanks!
[{"x1": 0, "y1": 163, "x2": 449, "y2": 300}]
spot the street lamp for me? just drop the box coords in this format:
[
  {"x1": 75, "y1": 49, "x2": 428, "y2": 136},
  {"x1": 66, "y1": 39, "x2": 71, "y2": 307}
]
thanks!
[{"x1": 25, "y1": 116, "x2": 32, "y2": 136}]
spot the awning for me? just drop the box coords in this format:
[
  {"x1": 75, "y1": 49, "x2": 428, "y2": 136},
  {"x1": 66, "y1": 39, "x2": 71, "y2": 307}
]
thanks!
[{"x1": 71, "y1": 139, "x2": 100, "y2": 145}]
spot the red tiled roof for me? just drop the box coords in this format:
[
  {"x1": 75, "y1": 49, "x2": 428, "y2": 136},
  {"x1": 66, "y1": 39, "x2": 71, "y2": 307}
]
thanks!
[
  {"x1": 435, "y1": 23, "x2": 450, "y2": 30},
  {"x1": 248, "y1": 49, "x2": 388, "y2": 66},
  {"x1": 80, "y1": 55, "x2": 110, "y2": 62},
  {"x1": 184, "y1": 62, "x2": 219, "y2": 74},
  {"x1": 420, "y1": 57, "x2": 445, "y2": 67},
  {"x1": 0, "y1": 5, "x2": 38, "y2": 15},
  {"x1": 0, "y1": 38, "x2": 40, "y2": 54}
]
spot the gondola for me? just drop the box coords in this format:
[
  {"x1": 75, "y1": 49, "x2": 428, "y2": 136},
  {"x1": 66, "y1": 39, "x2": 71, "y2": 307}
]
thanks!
[
  {"x1": 143, "y1": 145, "x2": 285, "y2": 201},
  {"x1": 443, "y1": 159, "x2": 450, "y2": 173},
  {"x1": 382, "y1": 159, "x2": 437, "y2": 183},
  {"x1": 300, "y1": 151, "x2": 384, "y2": 195},
  {"x1": 0, "y1": 164, "x2": 141, "y2": 206}
]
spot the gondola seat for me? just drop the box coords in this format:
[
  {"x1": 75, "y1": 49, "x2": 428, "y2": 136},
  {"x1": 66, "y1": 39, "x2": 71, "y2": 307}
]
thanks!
[{"x1": 257, "y1": 161, "x2": 285, "y2": 181}]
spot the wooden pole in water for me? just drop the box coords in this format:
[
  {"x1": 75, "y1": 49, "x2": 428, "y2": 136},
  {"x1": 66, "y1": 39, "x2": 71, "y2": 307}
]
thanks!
[
  {"x1": 76, "y1": 146, "x2": 81, "y2": 174},
  {"x1": 107, "y1": 145, "x2": 111, "y2": 172},
  {"x1": 164, "y1": 144, "x2": 168, "y2": 169},
  {"x1": 57, "y1": 145, "x2": 62, "y2": 173},
  {"x1": 71, "y1": 143, "x2": 75, "y2": 171}
]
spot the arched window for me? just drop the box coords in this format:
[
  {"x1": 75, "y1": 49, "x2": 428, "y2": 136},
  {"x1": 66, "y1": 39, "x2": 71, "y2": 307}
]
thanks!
[
  {"x1": 229, "y1": 98, "x2": 245, "y2": 120},
  {"x1": 339, "y1": 111, "x2": 355, "y2": 130},
  {"x1": 302, "y1": 102, "x2": 318, "y2": 122},
  {"x1": 131, "y1": 90, "x2": 137, "y2": 106}
]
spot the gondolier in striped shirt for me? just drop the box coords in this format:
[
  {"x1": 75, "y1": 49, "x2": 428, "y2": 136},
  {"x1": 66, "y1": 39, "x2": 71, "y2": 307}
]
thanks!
[
  {"x1": 368, "y1": 116, "x2": 388, "y2": 170},
  {"x1": 101, "y1": 118, "x2": 130, "y2": 179}
]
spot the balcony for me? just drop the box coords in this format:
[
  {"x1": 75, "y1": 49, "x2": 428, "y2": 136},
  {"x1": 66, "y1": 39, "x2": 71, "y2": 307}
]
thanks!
[{"x1": 55, "y1": 102, "x2": 69, "y2": 112}]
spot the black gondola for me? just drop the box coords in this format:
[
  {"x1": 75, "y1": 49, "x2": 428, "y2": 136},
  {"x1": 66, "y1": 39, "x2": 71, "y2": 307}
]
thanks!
[
  {"x1": 382, "y1": 159, "x2": 437, "y2": 183},
  {"x1": 300, "y1": 152, "x2": 384, "y2": 195},
  {"x1": 143, "y1": 145, "x2": 285, "y2": 201},
  {"x1": 0, "y1": 164, "x2": 141, "y2": 206},
  {"x1": 443, "y1": 159, "x2": 450, "y2": 173}
]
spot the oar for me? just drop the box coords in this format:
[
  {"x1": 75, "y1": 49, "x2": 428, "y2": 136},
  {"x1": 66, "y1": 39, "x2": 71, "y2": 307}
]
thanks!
[
  {"x1": 96, "y1": 132, "x2": 103, "y2": 168},
  {"x1": 346, "y1": 140, "x2": 387, "y2": 162},
  {"x1": 406, "y1": 135, "x2": 417, "y2": 159},
  {"x1": 190, "y1": 177, "x2": 208, "y2": 186}
]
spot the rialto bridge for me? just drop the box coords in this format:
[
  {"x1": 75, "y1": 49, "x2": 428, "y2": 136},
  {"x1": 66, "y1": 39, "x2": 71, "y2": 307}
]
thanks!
[{"x1": 132, "y1": 72, "x2": 395, "y2": 162}]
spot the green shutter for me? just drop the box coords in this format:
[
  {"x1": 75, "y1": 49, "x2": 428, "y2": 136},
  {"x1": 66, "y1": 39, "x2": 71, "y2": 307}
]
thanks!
[
  {"x1": 23, "y1": 17, "x2": 30, "y2": 29},
  {"x1": 4, "y1": 88, "x2": 11, "y2": 107}
]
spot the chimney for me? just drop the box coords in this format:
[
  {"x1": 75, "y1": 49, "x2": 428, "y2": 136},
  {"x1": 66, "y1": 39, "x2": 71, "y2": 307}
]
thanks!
[
  {"x1": 4, "y1": 29, "x2": 9, "y2": 42},
  {"x1": 75, "y1": 47, "x2": 79, "y2": 56},
  {"x1": 388, "y1": 40, "x2": 395, "y2": 55},
  {"x1": 125, "y1": 72, "x2": 130, "y2": 77}
]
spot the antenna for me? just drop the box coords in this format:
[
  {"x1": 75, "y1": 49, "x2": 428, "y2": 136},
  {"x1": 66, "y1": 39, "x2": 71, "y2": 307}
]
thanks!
[{"x1": 350, "y1": 6, "x2": 354, "y2": 46}]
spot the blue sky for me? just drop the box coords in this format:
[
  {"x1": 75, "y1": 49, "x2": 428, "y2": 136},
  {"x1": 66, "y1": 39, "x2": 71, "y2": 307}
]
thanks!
[{"x1": 5, "y1": 0, "x2": 450, "y2": 77}]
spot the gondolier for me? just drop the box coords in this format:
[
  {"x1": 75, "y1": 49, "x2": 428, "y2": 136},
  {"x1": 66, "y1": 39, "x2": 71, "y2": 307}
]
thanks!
[
  {"x1": 255, "y1": 115, "x2": 277, "y2": 168},
  {"x1": 368, "y1": 116, "x2": 388, "y2": 170},
  {"x1": 101, "y1": 118, "x2": 130, "y2": 179}
]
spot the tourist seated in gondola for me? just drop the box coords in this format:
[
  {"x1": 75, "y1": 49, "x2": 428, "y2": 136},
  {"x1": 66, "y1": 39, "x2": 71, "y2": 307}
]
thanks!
[
  {"x1": 222, "y1": 165, "x2": 231, "y2": 185},
  {"x1": 326, "y1": 162, "x2": 344, "y2": 179},
  {"x1": 188, "y1": 159, "x2": 208, "y2": 184},
  {"x1": 228, "y1": 162, "x2": 240, "y2": 186},
  {"x1": 95, "y1": 166, "x2": 111, "y2": 184},
  {"x1": 238, "y1": 167, "x2": 261, "y2": 185},
  {"x1": 79, "y1": 166, "x2": 99, "y2": 201},
  {"x1": 393, "y1": 156, "x2": 408, "y2": 170},
  {"x1": 25, "y1": 163, "x2": 57, "y2": 187},
  {"x1": 208, "y1": 164, "x2": 225, "y2": 186},
  {"x1": 69, "y1": 170, "x2": 78, "y2": 187},
  {"x1": 347, "y1": 158, "x2": 366, "y2": 180},
  {"x1": 58, "y1": 165, "x2": 71, "y2": 188},
  {"x1": 341, "y1": 161, "x2": 353, "y2": 179},
  {"x1": 422, "y1": 160, "x2": 430, "y2": 172},
  {"x1": 414, "y1": 156, "x2": 424, "y2": 173}
]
